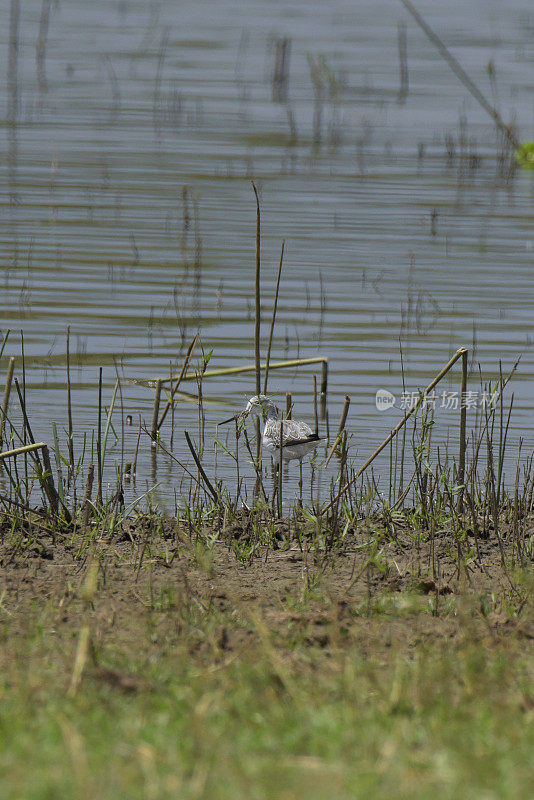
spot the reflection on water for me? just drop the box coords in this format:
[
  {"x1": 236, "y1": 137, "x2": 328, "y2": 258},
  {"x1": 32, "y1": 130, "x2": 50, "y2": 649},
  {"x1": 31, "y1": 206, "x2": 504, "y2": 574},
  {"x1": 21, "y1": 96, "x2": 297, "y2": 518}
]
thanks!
[{"x1": 1, "y1": 0, "x2": 534, "y2": 505}]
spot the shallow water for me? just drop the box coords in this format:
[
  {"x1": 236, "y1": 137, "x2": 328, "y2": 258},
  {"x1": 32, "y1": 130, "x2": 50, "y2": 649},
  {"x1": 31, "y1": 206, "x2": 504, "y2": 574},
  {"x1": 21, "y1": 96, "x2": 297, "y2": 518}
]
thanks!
[{"x1": 1, "y1": 0, "x2": 534, "y2": 506}]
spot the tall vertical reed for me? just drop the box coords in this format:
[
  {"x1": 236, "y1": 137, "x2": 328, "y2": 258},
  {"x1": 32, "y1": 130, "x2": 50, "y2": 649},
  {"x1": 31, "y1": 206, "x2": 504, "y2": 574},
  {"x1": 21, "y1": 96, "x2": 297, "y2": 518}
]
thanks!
[
  {"x1": 252, "y1": 182, "x2": 262, "y2": 481},
  {"x1": 457, "y1": 348, "x2": 467, "y2": 511},
  {"x1": 263, "y1": 240, "x2": 285, "y2": 395},
  {"x1": 66, "y1": 327, "x2": 76, "y2": 505},
  {"x1": 96, "y1": 367, "x2": 103, "y2": 505},
  {"x1": 252, "y1": 182, "x2": 261, "y2": 396}
]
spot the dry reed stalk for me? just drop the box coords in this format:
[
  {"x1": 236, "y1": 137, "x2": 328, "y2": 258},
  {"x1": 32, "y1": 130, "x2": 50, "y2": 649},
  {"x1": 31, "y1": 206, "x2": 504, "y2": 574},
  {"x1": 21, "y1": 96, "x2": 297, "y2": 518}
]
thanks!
[
  {"x1": 150, "y1": 379, "x2": 162, "y2": 443},
  {"x1": 14, "y1": 378, "x2": 38, "y2": 451},
  {"x1": 96, "y1": 367, "x2": 103, "y2": 505},
  {"x1": 324, "y1": 347, "x2": 468, "y2": 512},
  {"x1": 169, "y1": 359, "x2": 175, "y2": 448},
  {"x1": 20, "y1": 331, "x2": 29, "y2": 502},
  {"x1": 277, "y1": 410, "x2": 283, "y2": 517},
  {"x1": 153, "y1": 356, "x2": 328, "y2": 384},
  {"x1": 325, "y1": 395, "x2": 350, "y2": 466},
  {"x1": 157, "y1": 333, "x2": 199, "y2": 431},
  {"x1": 0, "y1": 441, "x2": 47, "y2": 460},
  {"x1": 132, "y1": 413, "x2": 141, "y2": 477},
  {"x1": 184, "y1": 430, "x2": 219, "y2": 502},
  {"x1": 263, "y1": 240, "x2": 285, "y2": 394},
  {"x1": 252, "y1": 182, "x2": 262, "y2": 396},
  {"x1": 320, "y1": 359, "x2": 328, "y2": 396},
  {"x1": 286, "y1": 391, "x2": 292, "y2": 419},
  {"x1": 0, "y1": 436, "x2": 61, "y2": 518},
  {"x1": 457, "y1": 348, "x2": 468, "y2": 512},
  {"x1": 66, "y1": 327, "x2": 75, "y2": 502},
  {"x1": 313, "y1": 375, "x2": 319, "y2": 437},
  {"x1": 51, "y1": 422, "x2": 64, "y2": 506},
  {"x1": 196, "y1": 368, "x2": 205, "y2": 453},
  {"x1": 40, "y1": 444, "x2": 59, "y2": 517},
  {"x1": 0, "y1": 329, "x2": 10, "y2": 359},
  {"x1": 252, "y1": 182, "x2": 262, "y2": 481},
  {"x1": 114, "y1": 364, "x2": 125, "y2": 482},
  {"x1": 0, "y1": 356, "x2": 15, "y2": 449}
]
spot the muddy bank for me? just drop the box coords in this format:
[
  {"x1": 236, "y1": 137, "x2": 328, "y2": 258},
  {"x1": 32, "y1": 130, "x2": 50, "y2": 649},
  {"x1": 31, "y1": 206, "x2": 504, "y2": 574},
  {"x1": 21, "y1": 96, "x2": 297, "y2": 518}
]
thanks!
[{"x1": 1, "y1": 514, "x2": 532, "y2": 675}]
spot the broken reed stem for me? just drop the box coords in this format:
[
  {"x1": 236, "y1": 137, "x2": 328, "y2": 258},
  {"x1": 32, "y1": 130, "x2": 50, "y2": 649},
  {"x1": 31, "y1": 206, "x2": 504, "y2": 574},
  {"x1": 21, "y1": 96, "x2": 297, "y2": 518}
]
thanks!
[
  {"x1": 399, "y1": 0, "x2": 519, "y2": 148},
  {"x1": 96, "y1": 367, "x2": 103, "y2": 505},
  {"x1": 263, "y1": 239, "x2": 285, "y2": 395},
  {"x1": 457, "y1": 348, "x2": 468, "y2": 512},
  {"x1": 325, "y1": 395, "x2": 350, "y2": 466},
  {"x1": 320, "y1": 359, "x2": 328, "y2": 395},
  {"x1": 0, "y1": 441, "x2": 47, "y2": 461},
  {"x1": 0, "y1": 436, "x2": 62, "y2": 519},
  {"x1": 0, "y1": 356, "x2": 15, "y2": 449},
  {"x1": 0, "y1": 329, "x2": 10, "y2": 359},
  {"x1": 286, "y1": 391, "x2": 292, "y2": 419},
  {"x1": 151, "y1": 379, "x2": 162, "y2": 443},
  {"x1": 184, "y1": 430, "x2": 219, "y2": 502},
  {"x1": 157, "y1": 333, "x2": 199, "y2": 431},
  {"x1": 324, "y1": 347, "x2": 468, "y2": 512},
  {"x1": 338, "y1": 395, "x2": 351, "y2": 435},
  {"x1": 154, "y1": 356, "x2": 328, "y2": 384}
]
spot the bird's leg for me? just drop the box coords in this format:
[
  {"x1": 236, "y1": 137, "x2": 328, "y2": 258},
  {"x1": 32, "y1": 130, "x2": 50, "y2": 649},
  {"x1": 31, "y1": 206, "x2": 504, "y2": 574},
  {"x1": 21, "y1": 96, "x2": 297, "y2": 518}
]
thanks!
[{"x1": 298, "y1": 459, "x2": 303, "y2": 508}]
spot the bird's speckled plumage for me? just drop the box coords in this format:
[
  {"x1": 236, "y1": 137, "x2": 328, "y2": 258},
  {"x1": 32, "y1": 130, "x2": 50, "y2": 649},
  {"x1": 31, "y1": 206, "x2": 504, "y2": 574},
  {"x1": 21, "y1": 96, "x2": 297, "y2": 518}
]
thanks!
[{"x1": 242, "y1": 395, "x2": 321, "y2": 463}]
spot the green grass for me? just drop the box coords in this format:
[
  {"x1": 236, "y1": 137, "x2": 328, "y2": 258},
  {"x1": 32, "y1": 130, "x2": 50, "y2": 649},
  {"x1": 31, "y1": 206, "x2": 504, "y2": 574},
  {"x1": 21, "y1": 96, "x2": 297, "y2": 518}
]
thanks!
[{"x1": 1, "y1": 590, "x2": 532, "y2": 800}]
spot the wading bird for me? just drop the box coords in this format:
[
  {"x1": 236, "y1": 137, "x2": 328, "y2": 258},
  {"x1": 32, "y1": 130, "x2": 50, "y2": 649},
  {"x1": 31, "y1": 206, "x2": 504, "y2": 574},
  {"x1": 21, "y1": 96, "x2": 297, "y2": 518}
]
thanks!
[{"x1": 220, "y1": 395, "x2": 322, "y2": 463}]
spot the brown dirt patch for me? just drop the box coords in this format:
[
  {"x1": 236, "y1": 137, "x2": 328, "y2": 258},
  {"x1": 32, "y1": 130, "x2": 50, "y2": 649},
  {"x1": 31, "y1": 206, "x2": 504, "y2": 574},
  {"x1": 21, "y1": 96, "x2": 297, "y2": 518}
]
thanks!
[{"x1": 1, "y1": 515, "x2": 532, "y2": 677}]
